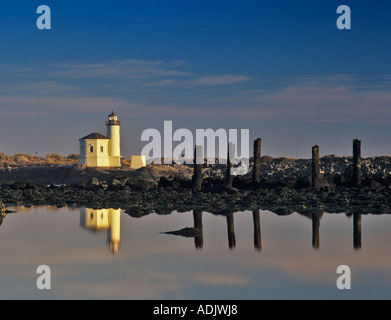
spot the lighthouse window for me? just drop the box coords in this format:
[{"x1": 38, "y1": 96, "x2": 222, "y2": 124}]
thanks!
[
  {"x1": 101, "y1": 146, "x2": 104, "y2": 153},
  {"x1": 90, "y1": 146, "x2": 94, "y2": 153}
]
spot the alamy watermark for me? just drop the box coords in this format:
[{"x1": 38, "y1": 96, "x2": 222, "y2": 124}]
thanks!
[
  {"x1": 36, "y1": 265, "x2": 51, "y2": 290},
  {"x1": 36, "y1": 5, "x2": 51, "y2": 30},
  {"x1": 34, "y1": 4, "x2": 351, "y2": 31},
  {"x1": 141, "y1": 121, "x2": 250, "y2": 175},
  {"x1": 336, "y1": 265, "x2": 351, "y2": 290}
]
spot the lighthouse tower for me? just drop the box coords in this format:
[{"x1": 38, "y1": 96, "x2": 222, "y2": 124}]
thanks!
[
  {"x1": 107, "y1": 111, "x2": 121, "y2": 167},
  {"x1": 78, "y1": 111, "x2": 122, "y2": 167}
]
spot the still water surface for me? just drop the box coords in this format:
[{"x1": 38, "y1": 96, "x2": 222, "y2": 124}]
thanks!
[{"x1": 0, "y1": 206, "x2": 390, "y2": 299}]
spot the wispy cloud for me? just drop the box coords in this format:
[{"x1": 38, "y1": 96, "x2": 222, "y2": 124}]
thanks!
[
  {"x1": 51, "y1": 60, "x2": 252, "y2": 88},
  {"x1": 188, "y1": 74, "x2": 252, "y2": 87},
  {"x1": 0, "y1": 95, "x2": 137, "y2": 118},
  {"x1": 0, "y1": 81, "x2": 77, "y2": 96},
  {"x1": 1, "y1": 73, "x2": 390, "y2": 125},
  {"x1": 146, "y1": 74, "x2": 253, "y2": 88},
  {"x1": 0, "y1": 59, "x2": 253, "y2": 94},
  {"x1": 240, "y1": 77, "x2": 391, "y2": 123},
  {"x1": 51, "y1": 59, "x2": 188, "y2": 80},
  {"x1": 1, "y1": 60, "x2": 390, "y2": 126}
]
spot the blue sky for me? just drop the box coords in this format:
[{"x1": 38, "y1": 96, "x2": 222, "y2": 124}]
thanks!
[{"x1": 0, "y1": 0, "x2": 390, "y2": 158}]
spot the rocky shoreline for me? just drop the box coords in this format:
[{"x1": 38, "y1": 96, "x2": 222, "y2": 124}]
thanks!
[{"x1": 1, "y1": 156, "x2": 391, "y2": 215}]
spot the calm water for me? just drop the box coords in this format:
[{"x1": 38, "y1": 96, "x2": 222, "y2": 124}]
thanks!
[{"x1": 0, "y1": 205, "x2": 390, "y2": 299}]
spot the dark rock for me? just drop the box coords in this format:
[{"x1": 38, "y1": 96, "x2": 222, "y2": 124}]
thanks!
[
  {"x1": 163, "y1": 227, "x2": 202, "y2": 238},
  {"x1": 158, "y1": 177, "x2": 180, "y2": 189},
  {"x1": 126, "y1": 177, "x2": 157, "y2": 191},
  {"x1": 295, "y1": 176, "x2": 311, "y2": 189},
  {"x1": 125, "y1": 206, "x2": 153, "y2": 218},
  {"x1": 362, "y1": 178, "x2": 384, "y2": 190},
  {"x1": 174, "y1": 177, "x2": 192, "y2": 189}
]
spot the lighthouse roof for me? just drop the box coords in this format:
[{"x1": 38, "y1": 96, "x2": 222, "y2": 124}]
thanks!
[
  {"x1": 109, "y1": 110, "x2": 117, "y2": 117},
  {"x1": 79, "y1": 132, "x2": 109, "y2": 140}
]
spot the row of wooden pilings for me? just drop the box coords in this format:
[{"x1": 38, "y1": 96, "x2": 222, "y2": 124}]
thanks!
[
  {"x1": 192, "y1": 138, "x2": 362, "y2": 191},
  {"x1": 311, "y1": 138, "x2": 361, "y2": 189}
]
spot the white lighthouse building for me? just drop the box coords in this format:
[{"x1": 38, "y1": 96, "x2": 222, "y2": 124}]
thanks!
[{"x1": 78, "y1": 111, "x2": 122, "y2": 167}]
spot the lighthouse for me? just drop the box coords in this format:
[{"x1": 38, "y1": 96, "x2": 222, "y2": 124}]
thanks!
[
  {"x1": 106, "y1": 111, "x2": 121, "y2": 167},
  {"x1": 78, "y1": 111, "x2": 122, "y2": 167}
]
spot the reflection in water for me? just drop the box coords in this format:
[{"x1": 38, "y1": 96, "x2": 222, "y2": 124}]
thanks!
[
  {"x1": 311, "y1": 212, "x2": 323, "y2": 250},
  {"x1": 193, "y1": 210, "x2": 203, "y2": 249},
  {"x1": 226, "y1": 210, "x2": 262, "y2": 251},
  {"x1": 172, "y1": 209, "x2": 365, "y2": 252},
  {"x1": 79, "y1": 208, "x2": 121, "y2": 254},
  {"x1": 299, "y1": 210, "x2": 363, "y2": 250},
  {"x1": 160, "y1": 208, "x2": 366, "y2": 253},
  {"x1": 253, "y1": 209, "x2": 262, "y2": 251},
  {"x1": 2, "y1": 205, "x2": 367, "y2": 255},
  {"x1": 226, "y1": 213, "x2": 236, "y2": 249},
  {"x1": 0, "y1": 211, "x2": 6, "y2": 226},
  {"x1": 0, "y1": 205, "x2": 388, "y2": 299},
  {"x1": 76, "y1": 208, "x2": 361, "y2": 253},
  {"x1": 169, "y1": 210, "x2": 263, "y2": 251},
  {"x1": 0, "y1": 205, "x2": 368, "y2": 254},
  {"x1": 298, "y1": 210, "x2": 323, "y2": 249},
  {"x1": 353, "y1": 213, "x2": 362, "y2": 250}
]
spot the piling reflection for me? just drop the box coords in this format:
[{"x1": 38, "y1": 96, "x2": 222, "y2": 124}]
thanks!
[
  {"x1": 253, "y1": 209, "x2": 262, "y2": 251},
  {"x1": 75, "y1": 207, "x2": 365, "y2": 253},
  {"x1": 159, "y1": 209, "x2": 263, "y2": 251},
  {"x1": 226, "y1": 212, "x2": 236, "y2": 250},
  {"x1": 298, "y1": 210, "x2": 323, "y2": 249},
  {"x1": 311, "y1": 212, "x2": 323, "y2": 249},
  {"x1": 80, "y1": 208, "x2": 121, "y2": 254},
  {"x1": 193, "y1": 210, "x2": 203, "y2": 249},
  {"x1": 353, "y1": 213, "x2": 362, "y2": 250},
  {"x1": 1, "y1": 205, "x2": 369, "y2": 254}
]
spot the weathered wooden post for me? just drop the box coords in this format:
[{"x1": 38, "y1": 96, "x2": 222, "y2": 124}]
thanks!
[
  {"x1": 253, "y1": 138, "x2": 262, "y2": 187},
  {"x1": 312, "y1": 145, "x2": 321, "y2": 189},
  {"x1": 252, "y1": 209, "x2": 262, "y2": 251},
  {"x1": 193, "y1": 209, "x2": 203, "y2": 249},
  {"x1": 193, "y1": 145, "x2": 203, "y2": 191},
  {"x1": 352, "y1": 139, "x2": 362, "y2": 186},
  {"x1": 226, "y1": 142, "x2": 235, "y2": 187}
]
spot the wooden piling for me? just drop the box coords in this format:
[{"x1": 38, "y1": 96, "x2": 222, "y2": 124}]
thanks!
[
  {"x1": 311, "y1": 145, "x2": 321, "y2": 189},
  {"x1": 193, "y1": 145, "x2": 203, "y2": 191},
  {"x1": 226, "y1": 142, "x2": 235, "y2": 187},
  {"x1": 252, "y1": 138, "x2": 262, "y2": 187},
  {"x1": 352, "y1": 139, "x2": 362, "y2": 186}
]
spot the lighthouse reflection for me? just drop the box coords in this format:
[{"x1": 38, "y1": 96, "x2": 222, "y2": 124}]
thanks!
[
  {"x1": 80, "y1": 208, "x2": 121, "y2": 254},
  {"x1": 77, "y1": 207, "x2": 364, "y2": 254}
]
